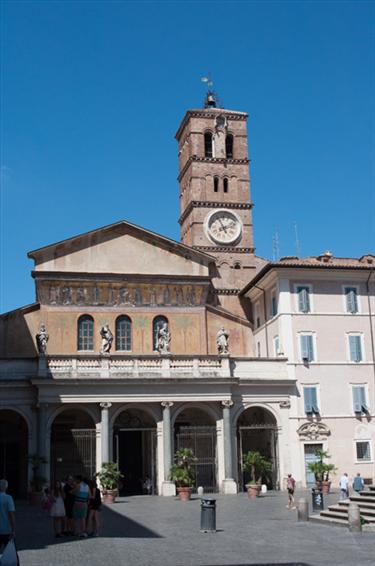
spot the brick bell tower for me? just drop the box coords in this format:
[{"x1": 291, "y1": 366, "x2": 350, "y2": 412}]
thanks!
[{"x1": 175, "y1": 90, "x2": 259, "y2": 312}]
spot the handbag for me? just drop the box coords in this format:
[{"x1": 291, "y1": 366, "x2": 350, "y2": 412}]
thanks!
[{"x1": 0, "y1": 539, "x2": 19, "y2": 566}]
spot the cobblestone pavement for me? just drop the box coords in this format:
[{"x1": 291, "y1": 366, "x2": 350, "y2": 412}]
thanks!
[{"x1": 11, "y1": 490, "x2": 375, "y2": 566}]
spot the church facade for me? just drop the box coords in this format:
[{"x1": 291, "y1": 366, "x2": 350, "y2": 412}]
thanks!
[{"x1": 1, "y1": 95, "x2": 374, "y2": 497}]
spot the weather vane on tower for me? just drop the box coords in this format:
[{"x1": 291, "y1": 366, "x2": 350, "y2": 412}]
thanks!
[{"x1": 201, "y1": 74, "x2": 221, "y2": 108}]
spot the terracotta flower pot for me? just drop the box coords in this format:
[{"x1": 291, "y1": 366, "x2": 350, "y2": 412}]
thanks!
[
  {"x1": 246, "y1": 484, "x2": 261, "y2": 498},
  {"x1": 30, "y1": 491, "x2": 43, "y2": 506},
  {"x1": 177, "y1": 487, "x2": 192, "y2": 502},
  {"x1": 102, "y1": 489, "x2": 118, "y2": 504},
  {"x1": 321, "y1": 481, "x2": 331, "y2": 495}
]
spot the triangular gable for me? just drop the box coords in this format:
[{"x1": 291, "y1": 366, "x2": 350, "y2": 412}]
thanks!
[{"x1": 28, "y1": 220, "x2": 214, "y2": 277}]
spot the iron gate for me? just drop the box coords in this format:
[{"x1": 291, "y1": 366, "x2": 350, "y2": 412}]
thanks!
[
  {"x1": 175, "y1": 426, "x2": 217, "y2": 493},
  {"x1": 114, "y1": 428, "x2": 157, "y2": 495},
  {"x1": 238, "y1": 425, "x2": 279, "y2": 491},
  {"x1": 51, "y1": 428, "x2": 96, "y2": 481}
]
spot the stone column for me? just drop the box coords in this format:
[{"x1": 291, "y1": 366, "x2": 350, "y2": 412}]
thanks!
[
  {"x1": 37, "y1": 403, "x2": 49, "y2": 484},
  {"x1": 100, "y1": 402, "x2": 112, "y2": 465},
  {"x1": 161, "y1": 401, "x2": 176, "y2": 496},
  {"x1": 221, "y1": 400, "x2": 237, "y2": 494}
]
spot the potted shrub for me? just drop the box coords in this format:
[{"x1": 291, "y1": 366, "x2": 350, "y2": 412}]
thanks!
[
  {"x1": 96, "y1": 461, "x2": 124, "y2": 503},
  {"x1": 308, "y1": 449, "x2": 336, "y2": 494},
  {"x1": 243, "y1": 451, "x2": 272, "y2": 498},
  {"x1": 28, "y1": 454, "x2": 47, "y2": 506},
  {"x1": 169, "y1": 448, "x2": 197, "y2": 501}
]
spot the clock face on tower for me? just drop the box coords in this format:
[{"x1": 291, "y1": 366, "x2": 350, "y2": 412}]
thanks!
[{"x1": 205, "y1": 209, "x2": 242, "y2": 245}]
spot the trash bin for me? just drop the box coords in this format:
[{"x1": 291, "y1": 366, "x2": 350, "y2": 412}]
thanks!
[
  {"x1": 311, "y1": 488, "x2": 324, "y2": 512},
  {"x1": 200, "y1": 498, "x2": 216, "y2": 532}
]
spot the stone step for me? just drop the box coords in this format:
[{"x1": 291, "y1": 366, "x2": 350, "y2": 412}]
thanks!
[
  {"x1": 368, "y1": 486, "x2": 375, "y2": 492},
  {"x1": 339, "y1": 500, "x2": 375, "y2": 511},
  {"x1": 360, "y1": 490, "x2": 375, "y2": 497},
  {"x1": 310, "y1": 514, "x2": 348, "y2": 527},
  {"x1": 328, "y1": 505, "x2": 375, "y2": 519},
  {"x1": 350, "y1": 495, "x2": 375, "y2": 504}
]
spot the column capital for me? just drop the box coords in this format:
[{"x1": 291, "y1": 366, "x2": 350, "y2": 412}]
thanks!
[
  {"x1": 161, "y1": 401, "x2": 174, "y2": 409},
  {"x1": 100, "y1": 402, "x2": 112, "y2": 410},
  {"x1": 221, "y1": 400, "x2": 234, "y2": 409}
]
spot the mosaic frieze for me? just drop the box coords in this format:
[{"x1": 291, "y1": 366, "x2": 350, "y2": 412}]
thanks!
[{"x1": 37, "y1": 282, "x2": 207, "y2": 307}]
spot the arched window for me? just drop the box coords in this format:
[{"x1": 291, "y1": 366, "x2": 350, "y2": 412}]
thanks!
[
  {"x1": 225, "y1": 134, "x2": 234, "y2": 159},
  {"x1": 116, "y1": 316, "x2": 132, "y2": 351},
  {"x1": 153, "y1": 316, "x2": 168, "y2": 351},
  {"x1": 223, "y1": 177, "x2": 229, "y2": 193},
  {"x1": 214, "y1": 176, "x2": 219, "y2": 192},
  {"x1": 204, "y1": 132, "x2": 213, "y2": 158},
  {"x1": 77, "y1": 315, "x2": 94, "y2": 351}
]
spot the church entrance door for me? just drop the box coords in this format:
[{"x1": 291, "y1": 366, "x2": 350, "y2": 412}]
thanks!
[{"x1": 0, "y1": 410, "x2": 28, "y2": 497}]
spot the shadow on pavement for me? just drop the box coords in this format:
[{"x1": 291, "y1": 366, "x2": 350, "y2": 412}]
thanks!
[{"x1": 15, "y1": 499, "x2": 162, "y2": 552}]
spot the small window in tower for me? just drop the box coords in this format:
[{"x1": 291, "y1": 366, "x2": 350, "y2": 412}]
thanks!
[
  {"x1": 226, "y1": 134, "x2": 234, "y2": 159},
  {"x1": 223, "y1": 178, "x2": 229, "y2": 193},
  {"x1": 214, "y1": 176, "x2": 219, "y2": 192},
  {"x1": 204, "y1": 132, "x2": 213, "y2": 158}
]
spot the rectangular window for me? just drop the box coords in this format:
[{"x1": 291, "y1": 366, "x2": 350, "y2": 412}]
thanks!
[
  {"x1": 349, "y1": 335, "x2": 363, "y2": 362},
  {"x1": 352, "y1": 386, "x2": 369, "y2": 414},
  {"x1": 300, "y1": 334, "x2": 314, "y2": 362},
  {"x1": 356, "y1": 441, "x2": 371, "y2": 462},
  {"x1": 257, "y1": 342, "x2": 261, "y2": 357},
  {"x1": 304, "y1": 386, "x2": 320, "y2": 414},
  {"x1": 271, "y1": 293, "x2": 278, "y2": 317},
  {"x1": 297, "y1": 286, "x2": 311, "y2": 313},
  {"x1": 345, "y1": 287, "x2": 358, "y2": 314}
]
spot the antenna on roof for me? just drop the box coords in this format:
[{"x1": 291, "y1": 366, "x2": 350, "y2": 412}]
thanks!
[
  {"x1": 293, "y1": 221, "x2": 301, "y2": 258},
  {"x1": 201, "y1": 74, "x2": 221, "y2": 108},
  {"x1": 272, "y1": 226, "x2": 280, "y2": 261}
]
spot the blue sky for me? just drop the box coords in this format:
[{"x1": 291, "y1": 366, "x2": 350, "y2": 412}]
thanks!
[{"x1": 1, "y1": 0, "x2": 374, "y2": 313}]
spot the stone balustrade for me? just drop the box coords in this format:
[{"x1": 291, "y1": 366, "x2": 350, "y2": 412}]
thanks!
[{"x1": 0, "y1": 354, "x2": 291, "y2": 381}]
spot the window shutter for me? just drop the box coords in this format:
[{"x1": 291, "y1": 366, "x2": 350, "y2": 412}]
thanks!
[
  {"x1": 350, "y1": 336, "x2": 362, "y2": 362},
  {"x1": 298, "y1": 287, "x2": 310, "y2": 313},
  {"x1": 307, "y1": 335, "x2": 314, "y2": 361},
  {"x1": 359, "y1": 387, "x2": 369, "y2": 412},
  {"x1": 353, "y1": 387, "x2": 362, "y2": 413},
  {"x1": 301, "y1": 335, "x2": 309, "y2": 360},
  {"x1": 311, "y1": 388, "x2": 320, "y2": 414},
  {"x1": 346, "y1": 288, "x2": 358, "y2": 313},
  {"x1": 304, "y1": 388, "x2": 313, "y2": 413}
]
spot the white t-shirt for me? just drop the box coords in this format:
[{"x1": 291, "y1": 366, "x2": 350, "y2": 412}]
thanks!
[{"x1": 339, "y1": 475, "x2": 349, "y2": 490}]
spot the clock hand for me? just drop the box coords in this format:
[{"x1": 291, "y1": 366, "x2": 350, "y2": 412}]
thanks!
[{"x1": 219, "y1": 218, "x2": 228, "y2": 233}]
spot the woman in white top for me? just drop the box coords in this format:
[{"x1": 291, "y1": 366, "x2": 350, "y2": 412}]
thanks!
[{"x1": 50, "y1": 481, "x2": 66, "y2": 537}]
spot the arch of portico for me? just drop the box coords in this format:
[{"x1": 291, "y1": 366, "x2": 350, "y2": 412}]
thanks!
[
  {"x1": 234, "y1": 403, "x2": 281, "y2": 491},
  {"x1": 0, "y1": 408, "x2": 30, "y2": 497}
]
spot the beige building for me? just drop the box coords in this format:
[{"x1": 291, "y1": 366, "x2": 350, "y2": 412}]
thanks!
[{"x1": 1, "y1": 93, "x2": 374, "y2": 497}]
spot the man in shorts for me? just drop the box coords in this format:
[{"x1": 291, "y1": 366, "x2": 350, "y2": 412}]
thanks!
[{"x1": 286, "y1": 474, "x2": 296, "y2": 509}]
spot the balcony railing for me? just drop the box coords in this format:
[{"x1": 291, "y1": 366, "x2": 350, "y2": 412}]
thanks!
[{"x1": 0, "y1": 354, "x2": 291, "y2": 382}]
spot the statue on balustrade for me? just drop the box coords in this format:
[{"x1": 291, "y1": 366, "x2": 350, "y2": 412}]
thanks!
[
  {"x1": 216, "y1": 326, "x2": 229, "y2": 355},
  {"x1": 156, "y1": 322, "x2": 171, "y2": 354},
  {"x1": 100, "y1": 325, "x2": 113, "y2": 355},
  {"x1": 36, "y1": 323, "x2": 49, "y2": 355}
]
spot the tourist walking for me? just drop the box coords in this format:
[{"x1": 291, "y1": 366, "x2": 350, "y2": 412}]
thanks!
[
  {"x1": 50, "y1": 480, "x2": 66, "y2": 537},
  {"x1": 0, "y1": 479, "x2": 16, "y2": 553},
  {"x1": 87, "y1": 479, "x2": 102, "y2": 537},
  {"x1": 72, "y1": 476, "x2": 90, "y2": 537},
  {"x1": 352, "y1": 472, "x2": 364, "y2": 493},
  {"x1": 339, "y1": 472, "x2": 349, "y2": 500},
  {"x1": 286, "y1": 474, "x2": 296, "y2": 509}
]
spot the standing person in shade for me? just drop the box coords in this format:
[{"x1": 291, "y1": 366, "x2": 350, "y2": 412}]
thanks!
[
  {"x1": 352, "y1": 472, "x2": 365, "y2": 493},
  {"x1": 72, "y1": 475, "x2": 90, "y2": 537},
  {"x1": 339, "y1": 472, "x2": 349, "y2": 500},
  {"x1": 50, "y1": 480, "x2": 66, "y2": 537},
  {"x1": 63, "y1": 476, "x2": 75, "y2": 535},
  {"x1": 286, "y1": 474, "x2": 296, "y2": 509},
  {"x1": 0, "y1": 479, "x2": 16, "y2": 552},
  {"x1": 86, "y1": 479, "x2": 102, "y2": 537}
]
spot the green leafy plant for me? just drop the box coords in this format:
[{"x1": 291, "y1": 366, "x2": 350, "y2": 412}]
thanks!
[
  {"x1": 96, "y1": 461, "x2": 124, "y2": 490},
  {"x1": 28, "y1": 454, "x2": 47, "y2": 491},
  {"x1": 243, "y1": 451, "x2": 272, "y2": 485},
  {"x1": 169, "y1": 448, "x2": 197, "y2": 488},
  {"x1": 308, "y1": 449, "x2": 336, "y2": 482}
]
